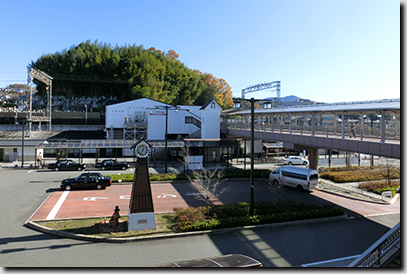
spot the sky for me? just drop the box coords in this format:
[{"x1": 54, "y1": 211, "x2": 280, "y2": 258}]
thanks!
[{"x1": 0, "y1": 0, "x2": 401, "y2": 103}]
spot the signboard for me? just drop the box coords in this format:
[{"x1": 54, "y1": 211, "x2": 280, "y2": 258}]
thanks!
[{"x1": 149, "y1": 110, "x2": 166, "y2": 115}]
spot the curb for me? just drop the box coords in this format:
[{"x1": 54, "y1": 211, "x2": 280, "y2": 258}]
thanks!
[
  {"x1": 26, "y1": 213, "x2": 348, "y2": 243},
  {"x1": 316, "y1": 188, "x2": 399, "y2": 205}
]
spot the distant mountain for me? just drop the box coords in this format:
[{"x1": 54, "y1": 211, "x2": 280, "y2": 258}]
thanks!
[{"x1": 264, "y1": 95, "x2": 302, "y2": 102}]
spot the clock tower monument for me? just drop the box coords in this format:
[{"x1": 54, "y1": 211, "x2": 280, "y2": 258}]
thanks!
[{"x1": 128, "y1": 139, "x2": 156, "y2": 231}]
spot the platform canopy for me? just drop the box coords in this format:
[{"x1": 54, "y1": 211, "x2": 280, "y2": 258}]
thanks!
[
  {"x1": 36, "y1": 139, "x2": 187, "y2": 150},
  {"x1": 262, "y1": 142, "x2": 283, "y2": 149}
]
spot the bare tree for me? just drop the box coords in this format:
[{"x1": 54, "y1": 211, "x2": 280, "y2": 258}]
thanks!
[
  {"x1": 345, "y1": 151, "x2": 350, "y2": 168},
  {"x1": 266, "y1": 167, "x2": 284, "y2": 203},
  {"x1": 378, "y1": 159, "x2": 399, "y2": 185},
  {"x1": 188, "y1": 165, "x2": 230, "y2": 215}
]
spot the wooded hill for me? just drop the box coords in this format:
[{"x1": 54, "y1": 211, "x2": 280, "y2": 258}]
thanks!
[{"x1": 29, "y1": 40, "x2": 233, "y2": 109}]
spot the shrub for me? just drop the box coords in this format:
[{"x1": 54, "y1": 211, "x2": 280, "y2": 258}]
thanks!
[
  {"x1": 175, "y1": 201, "x2": 345, "y2": 232},
  {"x1": 109, "y1": 169, "x2": 272, "y2": 183},
  {"x1": 319, "y1": 166, "x2": 400, "y2": 183},
  {"x1": 175, "y1": 206, "x2": 207, "y2": 224},
  {"x1": 358, "y1": 181, "x2": 400, "y2": 195}
]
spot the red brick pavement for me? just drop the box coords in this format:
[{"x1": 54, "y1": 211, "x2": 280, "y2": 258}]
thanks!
[
  {"x1": 30, "y1": 184, "x2": 200, "y2": 221},
  {"x1": 29, "y1": 182, "x2": 400, "y2": 221}
]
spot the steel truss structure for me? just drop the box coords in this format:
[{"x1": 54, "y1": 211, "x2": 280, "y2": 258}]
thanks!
[
  {"x1": 241, "y1": 81, "x2": 281, "y2": 105},
  {"x1": 28, "y1": 68, "x2": 53, "y2": 132}
]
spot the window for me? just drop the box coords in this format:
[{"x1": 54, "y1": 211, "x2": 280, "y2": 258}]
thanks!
[
  {"x1": 310, "y1": 174, "x2": 319, "y2": 180},
  {"x1": 282, "y1": 171, "x2": 307, "y2": 180},
  {"x1": 185, "y1": 116, "x2": 201, "y2": 128}
]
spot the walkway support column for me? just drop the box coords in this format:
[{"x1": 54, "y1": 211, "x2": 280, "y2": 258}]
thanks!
[
  {"x1": 312, "y1": 112, "x2": 315, "y2": 136},
  {"x1": 309, "y1": 148, "x2": 318, "y2": 170},
  {"x1": 271, "y1": 114, "x2": 274, "y2": 132},
  {"x1": 289, "y1": 112, "x2": 292, "y2": 134},
  {"x1": 341, "y1": 111, "x2": 345, "y2": 139},
  {"x1": 360, "y1": 113, "x2": 364, "y2": 141},
  {"x1": 250, "y1": 98, "x2": 255, "y2": 217},
  {"x1": 381, "y1": 110, "x2": 385, "y2": 143}
]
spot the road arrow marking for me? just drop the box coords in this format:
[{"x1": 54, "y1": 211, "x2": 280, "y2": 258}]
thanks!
[
  {"x1": 83, "y1": 197, "x2": 108, "y2": 201},
  {"x1": 157, "y1": 193, "x2": 177, "y2": 198}
]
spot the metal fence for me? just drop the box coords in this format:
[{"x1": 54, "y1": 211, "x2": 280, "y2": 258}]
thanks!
[{"x1": 348, "y1": 222, "x2": 400, "y2": 267}]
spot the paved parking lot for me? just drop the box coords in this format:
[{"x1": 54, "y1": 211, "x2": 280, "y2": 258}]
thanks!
[
  {"x1": 29, "y1": 181, "x2": 212, "y2": 221},
  {"x1": 29, "y1": 177, "x2": 400, "y2": 222}
]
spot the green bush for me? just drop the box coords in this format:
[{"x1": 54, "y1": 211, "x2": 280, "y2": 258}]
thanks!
[
  {"x1": 319, "y1": 166, "x2": 400, "y2": 183},
  {"x1": 358, "y1": 181, "x2": 400, "y2": 196},
  {"x1": 175, "y1": 201, "x2": 345, "y2": 232},
  {"x1": 108, "y1": 169, "x2": 272, "y2": 183},
  {"x1": 108, "y1": 173, "x2": 134, "y2": 182},
  {"x1": 373, "y1": 187, "x2": 399, "y2": 196}
]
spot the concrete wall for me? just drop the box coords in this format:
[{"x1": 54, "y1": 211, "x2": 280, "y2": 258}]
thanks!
[
  {"x1": 200, "y1": 101, "x2": 221, "y2": 139},
  {"x1": 106, "y1": 99, "x2": 167, "y2": 128}
]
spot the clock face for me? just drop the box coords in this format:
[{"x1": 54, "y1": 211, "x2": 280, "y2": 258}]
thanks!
[{"x1": 136, "y1": 143, "x2": 149, "y2": 157}]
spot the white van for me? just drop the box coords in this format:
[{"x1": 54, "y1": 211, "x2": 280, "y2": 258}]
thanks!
[{"x1": 269, "y1": 166, "x2": 319, "y2": 191}]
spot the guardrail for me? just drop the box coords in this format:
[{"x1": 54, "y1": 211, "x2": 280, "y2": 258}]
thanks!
[{"x1": 348, "y1": 222, "x2": 400, "y2": 267}]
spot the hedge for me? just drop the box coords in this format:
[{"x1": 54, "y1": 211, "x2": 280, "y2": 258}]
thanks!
[
  {"x1": 175, "y1": 201, "x2": 345, "y2": 232},
  {"x1": 178, "y1": 207, "x2": 344, "y2": 232},
  {"x1": 108, "y1": 169, "x2": 272, "y2": 183}
]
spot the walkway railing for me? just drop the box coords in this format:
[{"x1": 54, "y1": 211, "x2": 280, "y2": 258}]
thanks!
[
  {"x1": 348, "y1": 222, "x2": 400, "y2": 267},
  {"x1": 222, "y1": 121, "x2": 400, "y2": 143}
]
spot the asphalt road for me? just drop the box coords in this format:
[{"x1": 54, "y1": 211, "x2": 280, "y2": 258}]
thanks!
[{"x1": 0, "y1": 168, "x2": 400, "y2": 268}]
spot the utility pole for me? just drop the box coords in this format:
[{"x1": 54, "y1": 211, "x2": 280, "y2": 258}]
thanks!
[{"x1": 250, "y1": 97, "x2": 255, "y2": 216}]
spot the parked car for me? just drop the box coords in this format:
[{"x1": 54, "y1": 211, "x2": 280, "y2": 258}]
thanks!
[
  {"x1": 281, "y1": 156, "x2": 308, "y2": 165},
  {"x1": 95, "y1": 159, "x2": 129, "y2": 170},
  {"x1": 48, "y1": 159, "x2": 86, "y2": 171},
  {"x1": 60, "y1": 172, "x2": 112, "y2": 191},
  {"x1": 269, "y1": 166, "x2": 319, "y2": 191}
]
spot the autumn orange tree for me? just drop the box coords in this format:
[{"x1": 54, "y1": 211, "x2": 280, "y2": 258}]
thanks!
[{"x1": 202, "y1": 73, "x2": 233, "y2": 109}]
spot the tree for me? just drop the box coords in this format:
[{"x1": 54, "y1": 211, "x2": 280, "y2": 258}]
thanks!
[
  {"x1": 29, "y1": 40, "x2": 233, "y2": 107},
  {"x1": 201, "y1": 73, "x2": 233, "y2": 109},
  {"x1": 378, "y1": 159, "x2": 399, "y2": 185},
  {"x1": 166, "y1": 50, "x2": 179, "y2": 60},
  {"x1": 188, "y1": 165, "x2": 229, "y2": 216},
  {"x1": 181, "y1": 145, "x2": 229, "y2": 215},
  {"x1": 266, "y1": 168, "x2": 284, "y2": 203}
]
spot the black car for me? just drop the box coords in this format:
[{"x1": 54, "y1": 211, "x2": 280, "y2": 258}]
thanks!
[
  {"x1": 60, "y1": 173, "x2": 112, "y2": 191},
  {"x1": 48, "y1": 159, "x2": 86, "y2": 171},
  {"x1": 95, "y1": 159, "x2": 129, "y2": 170}
]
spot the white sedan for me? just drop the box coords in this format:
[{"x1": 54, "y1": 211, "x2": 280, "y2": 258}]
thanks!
[{"x1": 281, "y1": 156, "x2": 309, "y2": 165}]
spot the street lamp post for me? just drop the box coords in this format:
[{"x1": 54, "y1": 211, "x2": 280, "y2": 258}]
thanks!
[
  {"x1": 249, "y1": 98, "x2": 255, "y2": 216},
  {"x1": 156, "y1": 105, "x2": 179, "y2": 173},
  {"x1": 22, "y1": 119, "x2": 25, "y2": 168},
  {"x1": 85, "y1": 104, "x2": 88, "y2": 125},
  {"x1": 233, "y1": 97, "x2": 262, "y2": 217},
  {"x1": 16, "y1": 117, "x2": 26, "y2": 168},
  {"x1": 165, "y1": 106, "x2": 169, "y2": 173}
]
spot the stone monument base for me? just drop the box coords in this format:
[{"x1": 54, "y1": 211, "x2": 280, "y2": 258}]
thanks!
[{"x1": 127, "y1": 209, "x2": 157, "y2": 231}]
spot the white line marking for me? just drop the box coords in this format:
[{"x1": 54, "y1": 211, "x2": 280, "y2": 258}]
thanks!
[
  {"x1": 46, "y1": 191, "x2": 70, "y2": 220},
  {"x1": 157, "y1": 193, "x2": 177, "y2": 198},
  {"x1": 301, "y1": 255, "x2": 360, "y2": 267},
  {"x1": 83, "y1": 197, "x2": 108, "y2": 201},
  {"x1": 28, "y1": 170, "x2": 34, "y2": 173}
]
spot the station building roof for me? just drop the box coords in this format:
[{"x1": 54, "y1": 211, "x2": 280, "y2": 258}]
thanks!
[{"x1": 224, "y1": 98, "x2": 400, "y2": 115}]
